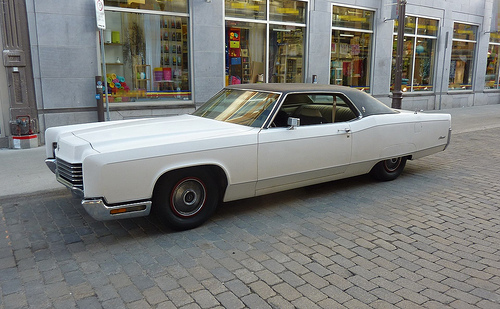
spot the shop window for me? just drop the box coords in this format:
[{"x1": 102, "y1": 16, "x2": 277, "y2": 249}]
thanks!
[
  {"x1": 331, "y1": 5, "x2": 373, "y2": 92},
  {"x1": 226, "y1": 21, "x2": 266, "y2": 85},
  {"x1": 102, "y1": 11, "x2": 190, "y2": 103},
  {"x1": 269, "y1": 26, "x2": 304, "y2": 83},
  {"x1": 225, "y1": 0, "x2": 307, "y2": 84},
  {"x1": 105, "y1": 0, "x2": 187, "y2": 14},
  {"x1": 485, "y1": 33, "x2": 500, "y2": 89},
  {"x1": 449, "y1": 23, "x2": 477, "y2": 90},
  {"x1": 331, "y1": 30, "x2": 372, "y2": 91},
  {"x1": 391, "y1": 17, "x2": 438, "y2": 92}
]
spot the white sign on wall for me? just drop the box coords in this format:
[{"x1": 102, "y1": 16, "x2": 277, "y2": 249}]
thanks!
[{"x1": 95, "y1": 0, "x2": 106, "y2": 29}]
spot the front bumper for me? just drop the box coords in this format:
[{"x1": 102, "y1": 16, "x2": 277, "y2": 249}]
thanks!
[
  {"x1": 47, "y1": 157, "x2": 152, "y2": 221},
  {"x1": 82, "y1": 198, "x2": 152, "y2": 221}
]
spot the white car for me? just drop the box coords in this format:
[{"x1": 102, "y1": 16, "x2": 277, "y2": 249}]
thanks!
[{"x1": 45, "y1": 84, "x2": 451, "y2": 230}]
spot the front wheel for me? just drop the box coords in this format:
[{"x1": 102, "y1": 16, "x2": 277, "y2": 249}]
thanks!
[
  {"x1": 370, "y1": 157, "x2": 407, "y2": 181},
  {"x1": 153, "y1": 169, "x2": 219, "y2": 230}
]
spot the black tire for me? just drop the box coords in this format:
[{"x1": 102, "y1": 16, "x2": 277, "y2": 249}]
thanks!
[
  {"x1": 370, "y1": 157, "x2": 407, "y2": 181},
  {"x1": 153, "y1": 168, "x2": 219, "y2": 230}
]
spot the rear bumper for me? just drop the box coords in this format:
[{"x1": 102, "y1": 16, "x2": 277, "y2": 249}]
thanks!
[
  {"x1": 444, "y1": 128, "x2": 452, "y2": 150},
  {"x1": 82, "y1": 198, "x2": 152, "y2": 221}
]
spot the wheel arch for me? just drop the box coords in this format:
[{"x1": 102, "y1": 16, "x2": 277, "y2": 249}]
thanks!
[{"x1": 152, "y1": 164, "x2": 228, "y2": 202}]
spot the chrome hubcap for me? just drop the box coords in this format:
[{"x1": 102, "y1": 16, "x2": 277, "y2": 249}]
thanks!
[
  {"x1": 171, "y1": 178, "x2": 206, "y2": 217},
  {"x1": 384, "y1": 158, "x2": 401, "y2": 172}
]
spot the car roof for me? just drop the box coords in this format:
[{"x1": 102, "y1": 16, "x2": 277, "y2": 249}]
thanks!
[
  {"x1": 226, "y1": 83, "x2": 396, "y2": 117},
  {"x1": 226, "y1": 83, "x2": 363, "y2": 95}
]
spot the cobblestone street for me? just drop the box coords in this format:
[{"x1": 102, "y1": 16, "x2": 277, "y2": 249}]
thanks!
[{"x1": 1, "y1": 127, "x2": 499, "y2": 309}]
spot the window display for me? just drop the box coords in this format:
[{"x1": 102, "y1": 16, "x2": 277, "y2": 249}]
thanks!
[
  {"x1": 102, "y1": 10, "x2": 190, "y2": 103},
  {"x1": 330, "y1": 5, "x2": 373, "y2": 92},
  {"x1": 269, "y1": 26, "x2": 304, "y2": 83},
  {"x1": 225, "y1": 21, "x2": 266, "y2": 85},
  {"x1": 391, "y1": 17, "x2": 438, "y2": 92},
  {"x1": 448, "y1": 23, "x2": 477, "y2": 90},
  {"x1": 485, "y1": 33, "x2": 500, "y2": 89}
]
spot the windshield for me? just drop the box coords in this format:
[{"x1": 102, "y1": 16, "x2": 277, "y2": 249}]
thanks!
[{"x1": 192, "y1": 89, "x2": 280, "y2": 127}]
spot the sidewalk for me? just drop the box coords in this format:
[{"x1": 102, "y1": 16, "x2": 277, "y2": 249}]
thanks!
[{"x1": 1, "y1": 104, "x2": 499, "y2": 199}]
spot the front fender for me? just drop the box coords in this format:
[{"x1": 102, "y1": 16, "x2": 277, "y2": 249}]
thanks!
[{"x1": 83, "y1": 144, "x2": 258, "y2": 205}]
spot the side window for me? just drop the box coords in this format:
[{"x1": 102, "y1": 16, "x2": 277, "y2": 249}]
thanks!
[
  {"x1": 270, "y1": 93, "x2": 358, "y2": 127},
  {"x1": 276, "y1": 94, "x2": 334, "y2": 126},
  {"x1": 332, "y1": 94, "x2": 358, "y2": 122}
]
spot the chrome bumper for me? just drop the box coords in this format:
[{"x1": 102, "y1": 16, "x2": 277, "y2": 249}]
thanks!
[
  {"x1": 45, "y1": 158, "x2": 57, "y2": 174},
  {"x1": 82, "y1": 198, "x2": 152, "y2": 221}
]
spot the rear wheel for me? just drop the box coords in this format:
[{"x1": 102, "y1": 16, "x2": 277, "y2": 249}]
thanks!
[
  {"x1": 153, "y1": 168, "x2": 219, "y2": 230},
  {"x1": 370, "y1": 157, "x2": 407, "y2": 181}
]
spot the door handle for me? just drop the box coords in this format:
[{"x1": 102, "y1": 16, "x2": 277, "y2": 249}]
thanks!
[{"x1": 338, "y1": 128, "x2": 351, "y2": 133}]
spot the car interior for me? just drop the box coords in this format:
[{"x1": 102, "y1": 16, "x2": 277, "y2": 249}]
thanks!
[{"x1": 271, "y1": 93, "x2": 358, "y2": 127}]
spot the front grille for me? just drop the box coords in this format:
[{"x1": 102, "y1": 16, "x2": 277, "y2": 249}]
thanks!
[{"x1": 56, "y1": 158, "x2": 83, "y2": 190}]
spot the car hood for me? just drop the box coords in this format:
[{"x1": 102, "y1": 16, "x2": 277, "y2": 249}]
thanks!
[{"x1": 69, "y1": 115, "x2": 255, "y2": 154}]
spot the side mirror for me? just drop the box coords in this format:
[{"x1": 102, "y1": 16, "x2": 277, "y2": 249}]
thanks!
[{"x1": 287, "y1": 117, "x2": 300, "y2": 130}]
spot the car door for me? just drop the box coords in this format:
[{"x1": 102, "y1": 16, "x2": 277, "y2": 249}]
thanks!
[{"x1": 255, "y1": 93, "x2": 353, "y2": 195}]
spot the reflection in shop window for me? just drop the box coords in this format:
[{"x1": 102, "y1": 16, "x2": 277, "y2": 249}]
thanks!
[
  {"x1": 105, "y1": 0, "x2": 187, "y2": 14},
  {"x1": 449, "y1": 23, "x2": 477, "y2": 90},
  {"x1": 269, "y1": 0, "x2": 306, "y2": 24},
  {"x1": 269, "y1": 26, "x2": 304, "y2": 83},
  {"x1": 485, "y1": 33, "x2": 500, "y2": 89},
  {"x1": 102, "y1": 11, "x2": 191, "y2": 103},
  {"x1": 332, "y1": 6, "x2": 373, "y2": 31},
  {"x1": 225, "y1": 0, "x2": 266, "y2": 20},
  {"x1": 391, "y1": 16, "x2": 437, "y2": 92}
]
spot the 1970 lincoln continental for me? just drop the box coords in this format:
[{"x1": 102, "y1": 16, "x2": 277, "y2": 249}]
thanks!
[{"x1": 45, "y1": 84, "x2": 451, "y2": 230}]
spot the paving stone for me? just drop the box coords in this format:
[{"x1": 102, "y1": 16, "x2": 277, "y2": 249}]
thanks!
[
  {"x1": 241, "y1": 293, "x2": 272, "y2": 309},
  {"x1": 296, "y1": 283, "x2": 328, "y2": 303},
  {"x1": 215, "y1": 291, "x2": 245, "y2": 309},
  {"x1": 272, "y1": 282, "x2": 302, "y2": 301},
  {"x1": 191, "y1": 289, "x2": 220, "y2": 308}
]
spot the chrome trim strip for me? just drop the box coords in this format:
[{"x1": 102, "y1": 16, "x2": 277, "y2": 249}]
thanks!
[{"x1": 82, "y1": 199, "x2": 152, "y2": 221}]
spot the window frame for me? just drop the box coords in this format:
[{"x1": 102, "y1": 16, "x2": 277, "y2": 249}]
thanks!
[
  {"x1": 391, "y1": 15, "x2": 439, "y2": 93},
  {"x1": 102, "y1": 5, "x2": 192, "y2": 105},
  {"x1": 330, "y1": 4, "x2": 375, "y2": 93},
  {"x1": 448, "y1": 22, "x2": 479, "y2": 91},
  {"x1": 485, "y1": 32, "x2": 500, "y2": 91},
  {"x1": 224, "y1": 0, "x2": 308, "y2": 84}
]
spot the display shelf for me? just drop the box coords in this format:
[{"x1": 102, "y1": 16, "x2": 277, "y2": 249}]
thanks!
[
  {"x1": 156, "y1": 16, "x2": 188, "y2": 91},
  {"x1": 134, "y1": 65, "x2": 151, "y2": 90}
]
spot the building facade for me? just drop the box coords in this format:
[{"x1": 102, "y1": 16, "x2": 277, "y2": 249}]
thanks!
[{"x1": 0, "y1": 0, "x2": 499, "y2": 147}]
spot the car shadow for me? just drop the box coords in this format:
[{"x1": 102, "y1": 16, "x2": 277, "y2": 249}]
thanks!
[{"x1": 214, "y1": 174, "x2": 373, "y2": 219}]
